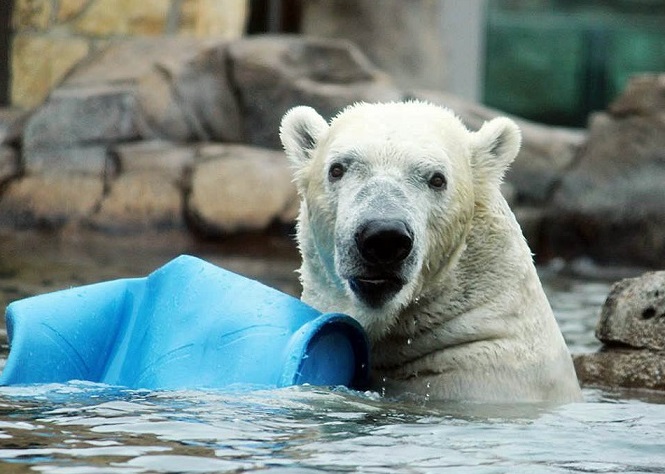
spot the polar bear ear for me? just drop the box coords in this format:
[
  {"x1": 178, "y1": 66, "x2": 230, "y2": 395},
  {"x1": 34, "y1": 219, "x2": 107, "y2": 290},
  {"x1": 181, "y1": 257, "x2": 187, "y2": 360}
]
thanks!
[
  {"x1": 280, "y1": 106, "x2": 329, "y2": 167},
  {"x1": 471, "y1": 117, "x2": 522, "y2": 183}
]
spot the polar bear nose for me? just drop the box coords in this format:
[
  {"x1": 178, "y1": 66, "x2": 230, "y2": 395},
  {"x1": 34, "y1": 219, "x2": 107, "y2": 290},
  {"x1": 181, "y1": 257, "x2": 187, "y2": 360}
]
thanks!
[{"x1": 355, "y1": 219, "x2": 414, "y2": 266}]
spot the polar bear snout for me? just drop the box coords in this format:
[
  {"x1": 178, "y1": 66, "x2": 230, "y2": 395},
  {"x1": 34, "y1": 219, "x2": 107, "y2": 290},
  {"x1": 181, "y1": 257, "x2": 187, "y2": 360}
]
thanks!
[
  {"x1": 355, "y1": 219, "x2": 414, "y2": 266},
  {"x1": 345, "y1": 219, "x2": 415, "y2": 309}
]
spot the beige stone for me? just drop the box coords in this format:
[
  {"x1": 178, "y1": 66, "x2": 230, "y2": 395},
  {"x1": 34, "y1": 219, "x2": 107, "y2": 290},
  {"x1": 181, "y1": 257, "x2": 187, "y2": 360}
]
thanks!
[
  {"x1": 0, "y1": 174, "x2": 103, "y2": 229},
  {"x1": 186, "y1": 145, "x2": 297, "y2": 235},
  {"x1": 65, "y1": 37, "x2": 211, "y2": 87},
  {"x1": 74, "y1": 0, "x2": 170, "y2": 36},
  {"x1": 11, "y1": 34, "x2": 90, "y2": 108},
  {"x1": 574, "y1": 350, "x2": 665, "y2": 391},
  {"x1": 179, "y1": 0, "x2": 248, "y2": 38},
  {"x1": 111, "y1": 141, "x2": 195, "y2": 182},
  {"x1": 13, "y1": 0, "x2": 52, "y2": 31},
  {"x1": 90, "y1": 171, "x2": 184, "y2": 232},
  {"x1": 57, "y1": 0, "x2": 89, "y2": 23}
]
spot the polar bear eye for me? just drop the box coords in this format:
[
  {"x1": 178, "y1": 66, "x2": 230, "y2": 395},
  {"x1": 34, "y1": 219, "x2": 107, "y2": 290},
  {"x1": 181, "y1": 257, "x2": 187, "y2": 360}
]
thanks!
[
  {"x1": 428, "y1": 172, "x2": 447, "y2": 190},
  {"x1": 328, "y1": 163, "x2": 345, "y2": 181}
]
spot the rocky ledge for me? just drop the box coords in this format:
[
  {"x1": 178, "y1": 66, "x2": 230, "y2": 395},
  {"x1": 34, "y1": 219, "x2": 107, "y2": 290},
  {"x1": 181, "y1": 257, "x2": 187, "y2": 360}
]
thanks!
[
  {"x1": 0, "y1": 35, "x2": 664, "y2": 268},
  {"x1": 575, "y1": 271, "x2": 665, "y2": 391}
]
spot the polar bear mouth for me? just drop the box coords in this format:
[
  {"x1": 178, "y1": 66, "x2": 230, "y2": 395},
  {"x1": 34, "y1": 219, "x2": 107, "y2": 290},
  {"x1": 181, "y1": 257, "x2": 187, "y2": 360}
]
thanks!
[{"x1": 348, "y1": 276, "x2": 404, "y2": 308}]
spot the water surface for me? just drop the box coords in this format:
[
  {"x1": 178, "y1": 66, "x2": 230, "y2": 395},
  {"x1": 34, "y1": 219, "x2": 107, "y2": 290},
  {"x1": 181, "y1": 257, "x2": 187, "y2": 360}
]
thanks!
[{"x1": 0, "y1": 231, "x2": 663, "y2": 473}]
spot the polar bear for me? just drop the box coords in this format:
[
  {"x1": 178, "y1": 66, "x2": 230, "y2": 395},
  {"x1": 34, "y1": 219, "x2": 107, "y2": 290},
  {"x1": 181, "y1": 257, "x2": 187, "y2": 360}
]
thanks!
[{"x1": 280, "y1": 101, "x2": 582, "y2": 403}]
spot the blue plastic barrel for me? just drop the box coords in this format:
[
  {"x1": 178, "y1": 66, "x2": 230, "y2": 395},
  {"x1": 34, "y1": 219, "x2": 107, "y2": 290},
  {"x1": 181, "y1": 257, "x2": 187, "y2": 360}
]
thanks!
[{"x1": 0, "y1": 255, "x2": 369, "y2": 391}]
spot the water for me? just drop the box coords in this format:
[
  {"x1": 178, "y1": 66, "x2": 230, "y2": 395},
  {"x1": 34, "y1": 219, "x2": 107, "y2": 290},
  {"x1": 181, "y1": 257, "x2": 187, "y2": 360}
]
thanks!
[{"x1": 1, "y1": 232, "x2": 664, "y2": 473}]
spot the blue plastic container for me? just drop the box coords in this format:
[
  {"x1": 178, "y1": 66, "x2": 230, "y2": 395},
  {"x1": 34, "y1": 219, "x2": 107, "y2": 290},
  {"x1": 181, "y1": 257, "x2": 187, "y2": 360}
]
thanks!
[{"x1": 0, "y1": 255, "x2": 369, "y2": 391}]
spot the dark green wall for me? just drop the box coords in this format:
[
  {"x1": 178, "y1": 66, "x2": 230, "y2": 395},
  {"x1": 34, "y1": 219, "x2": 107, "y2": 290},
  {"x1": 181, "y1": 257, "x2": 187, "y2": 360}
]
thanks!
[{"x1": 484, "y1": 0, "x2": 665, "y2": 126}]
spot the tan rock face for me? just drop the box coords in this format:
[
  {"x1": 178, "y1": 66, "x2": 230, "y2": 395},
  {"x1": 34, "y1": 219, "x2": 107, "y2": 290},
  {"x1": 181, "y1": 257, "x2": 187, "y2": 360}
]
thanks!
[
  {"x1": 13, "y1": 0, "x2": 52, "y2": 30},
  {"x1": 11, "y1": 35, "x2": 90, "y2": 108},
  {"x1": 90, "y1": 172, "x2": 184, "y2": 233},
  {"x1": 9, "y1": 0, "x2": 248, "y2": 108},
  {"x1": 186, "y1": 145, "x2": 297, "y2": 235},
  {"x1": 73, "y1": 0, "x2": 171, "y2": 36},
  {"x1": 179, "y1": 0, "x2": 248, "y2": 38},
  {"x1": 0, "y1": 174, "x2": 104, "y2": 229},
  {"x1": 57, "y1": 0, "x2": 89, "y2": 23}
]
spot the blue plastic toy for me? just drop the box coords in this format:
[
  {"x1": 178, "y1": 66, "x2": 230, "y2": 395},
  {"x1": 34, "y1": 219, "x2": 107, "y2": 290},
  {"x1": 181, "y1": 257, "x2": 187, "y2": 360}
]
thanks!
[{"x1": 0, "y1": 255, "x2": 369, "y2": 391}]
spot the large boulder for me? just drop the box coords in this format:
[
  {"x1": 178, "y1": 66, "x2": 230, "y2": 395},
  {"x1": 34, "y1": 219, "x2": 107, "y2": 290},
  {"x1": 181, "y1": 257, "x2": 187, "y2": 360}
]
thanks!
[
  {"x1": 574, "y1": 271, "x2": 665, "y2": 391},
  {"x1": 23, "y1": 85, "x2": 142, "y2": 175},
  {"x1": 185, "y1": 144, "x2": 298, "y2": 236},
  {"x1": 22, "y1": 38, "x2": 241, "y2": 174},
  {"x1": 0, "y1": 174, "x2": 104, "y2": 230},
  {"x1": 544, "y1": 74, "x2": 665, "y2": 267},
  {"x1": 595, "y1": 271, "x2": 665, "y2": 351},
  {"x1": 227, "y1": 35, "x2": 401, "y2": 149},
  {"x1": 574, "y1": 350, "x2": 665, "y2": 392},
  {"x1": 86, "y1": 141, "x2": 195, "y2": 233}
]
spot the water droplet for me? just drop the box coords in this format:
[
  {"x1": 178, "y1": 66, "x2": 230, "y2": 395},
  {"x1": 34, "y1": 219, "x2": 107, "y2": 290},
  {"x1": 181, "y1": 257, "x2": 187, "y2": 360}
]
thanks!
[
  {"x1": 407, "y1": 338, "x2": 412, "y2": 345},
  {"x1": 381, "y1": 377, "x2": 387, "y2": 398}
]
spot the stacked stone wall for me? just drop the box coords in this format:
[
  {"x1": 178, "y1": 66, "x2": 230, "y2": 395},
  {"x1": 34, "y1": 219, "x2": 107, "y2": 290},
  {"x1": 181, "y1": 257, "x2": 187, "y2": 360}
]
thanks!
[{"x1": 10, "y1": 0, "x2": 248, "y2": 108}]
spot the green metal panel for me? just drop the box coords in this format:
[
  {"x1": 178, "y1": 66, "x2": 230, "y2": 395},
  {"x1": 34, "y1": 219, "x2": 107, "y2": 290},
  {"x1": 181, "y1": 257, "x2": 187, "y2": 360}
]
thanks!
[{"x1": 484, "y1": 1, "x2": 665, "y2": 126}]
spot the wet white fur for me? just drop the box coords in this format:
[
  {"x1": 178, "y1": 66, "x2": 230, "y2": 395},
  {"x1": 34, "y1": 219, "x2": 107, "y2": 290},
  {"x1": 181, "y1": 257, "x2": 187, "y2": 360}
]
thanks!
[{"x1": 280, "y1": 101, "x2": 582, "y2": 403}]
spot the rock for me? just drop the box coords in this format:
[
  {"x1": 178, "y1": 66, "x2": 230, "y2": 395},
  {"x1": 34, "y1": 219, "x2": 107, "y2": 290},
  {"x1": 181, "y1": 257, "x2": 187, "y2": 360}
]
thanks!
[
  {"x1": 136, "y1": 42, "x2": 242, "y2": 142},
  {"x1": 13, "y1": 0, "x2": 52, "y2": 30},
  {"x1": 595, "y1": 271, "x2": 665, "y2": 351},
  {"x1": 574, "y1": 349, "x2": 665, "y2": 391},
  {"x1": 178, "y1": 0, "x2": 249, "y2": 38},
  {"x1": 10, "y1": 34, "x2": 90, "y2": 108},
  {"x1": 0, "y1": 174, "x2": 104, "y2": 230},
  {"x1": 609, "y1": 74, "x2": 665, "y2": 117},
  {"x1": 0, "y1": 147, "x2": 19, "y2": 184},
  {"x1": 66, "y1": 37, "x2": 205, "y2": 87},
  {"x1": 544, "y1": 74, "x2": 665, "y2": 267},
  {"x1": 185, "y1": 144, "x2": 298, "y2": 236},
  {"x1": 41, "y1": 38, "x2": 240, "y2": 144},
  {"x1": 88, "y1": 171, "x2": 184, "y2": 234},
  {"x1": 573, "y1": 270, "x2": 665, "y2": 391},
  {"x1": 410, "y1": 90, "x2": 586, "y2": 205},
  {"x1": 301, "y1": 0, "x2": 447, "y2": 91},
  {"x1": 23, "y1": 85, "x2": 142, "y2": 175},
  {"x1": 72, "y1": 0, "x2": 171, "y2": 36},
  {"x1": 0, "y1": 108, "x2": 30, "y2": 145},
  {"x1": 57, "y1": 0, "x2": 88, "y2": 23},
  {"x1": 26, "y1": 146, "x2": 109, "y2": 176},
  {"x1": 110, "y1": 140, "x2": 195, "y2": 180},
  {"x1": 87, "y1": 141, "x2": 196, "y2": 233},
  {"x1": 227, "y1": 35, "x2": 401, "y2": 149}
]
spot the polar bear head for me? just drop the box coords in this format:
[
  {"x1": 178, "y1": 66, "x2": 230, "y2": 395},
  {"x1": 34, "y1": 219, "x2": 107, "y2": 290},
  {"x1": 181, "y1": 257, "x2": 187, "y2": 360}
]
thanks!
[{"x1": 280, "y1": 101, "x2": 521, "y2": 341}]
